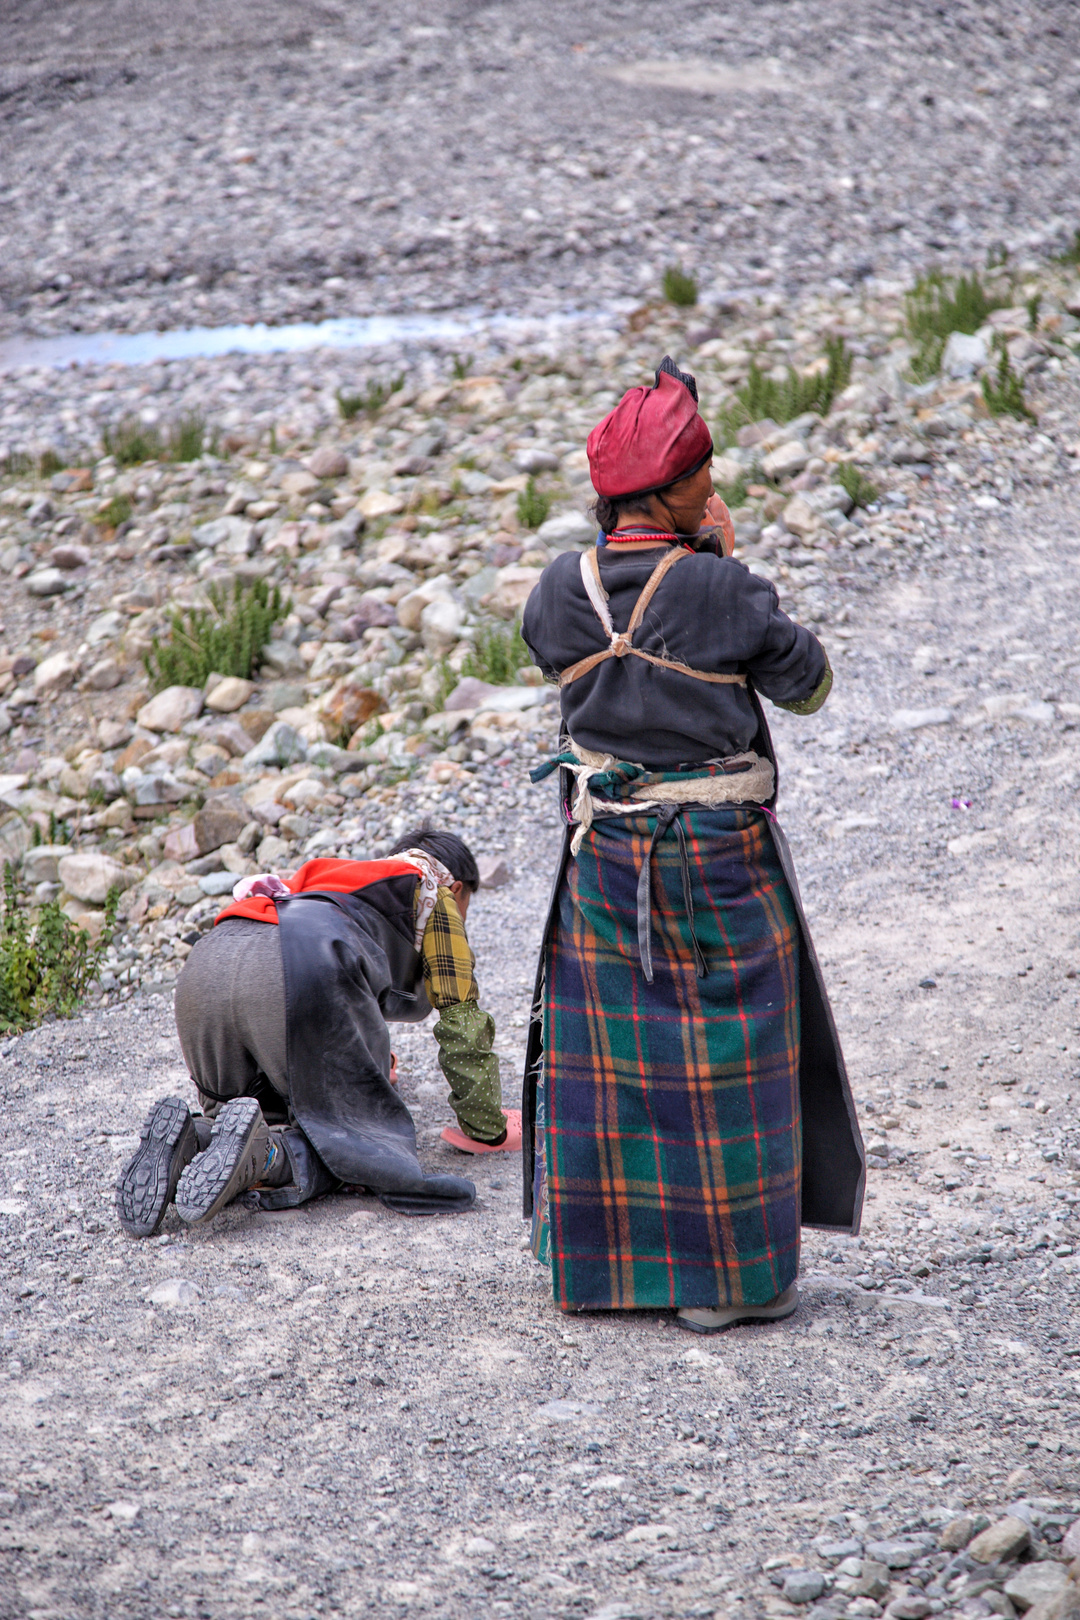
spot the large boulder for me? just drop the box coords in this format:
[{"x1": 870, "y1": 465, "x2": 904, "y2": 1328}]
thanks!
[{"x1": 58, "y1": 852, "x2": 139, "y2": 905}]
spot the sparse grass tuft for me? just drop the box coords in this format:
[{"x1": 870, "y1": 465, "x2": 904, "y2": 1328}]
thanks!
[
  {"x1": 462, "y1": 622, "x2": 532, "y2": 685},
  {"x1": 834, "y1": 461, "x2": 879, "y2": 508},
  {"x1": 336, "y1": 375, "x2": 405, "y2": 420},
  {"x1": 715, "y1": 337, "x2": 852, "y2": 445},
  {"x1": 38, "y1": 449, "x2": 63, "y2": 477},
  {"x1": 96, "y1": 493, "x2": 133, "y2": 530},
  {"x1": 0, "y1": 863, "x2": 119, "y2": 1033},
  {"x1": 1053, "y1": 229, "x2": 1080, "y2": 266},
  {"x1": 981, "y1": 335, "x2": 1036, "y2": 422},
  {"x1": 713, "y1": 468, "x2": 750, "y2": 509},
  {"x1": 1025, "y1": 293, "x2": 1041, "y2": 332},
  {"x1": 516, "y1": 478, "x2": 552, "y2": 529},
  {"x1": 144, "y1": 577, "x2": 291, "y2": 692},
  {"x1": 451, "y1": 354, "x2": 472, "y2": 381},
  {"x1": 101, "y1": 412, "x2": 214, "y2": 465},
  {"x1": 904, "y1": 271, "x2": 1006, "y2": 382},
  {"x1": 663, "y1": 267, "x2": 699, "y2": 308}
]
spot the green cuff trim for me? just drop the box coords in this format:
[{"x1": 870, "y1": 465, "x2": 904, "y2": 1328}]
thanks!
[{"x1": 775, "y1": 653, "x2": 832, "y2": 716}]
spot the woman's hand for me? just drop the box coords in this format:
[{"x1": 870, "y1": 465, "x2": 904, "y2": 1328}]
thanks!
[{"x1": 702, "y1": 494, "x2": 735, "y2": 556}]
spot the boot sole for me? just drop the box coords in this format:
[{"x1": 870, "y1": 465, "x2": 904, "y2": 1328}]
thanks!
[
  {"x1": 676, "y1": 1286, "x2": 799, "y2": 1335},
  {"x1": 175, "y1": 1097, "x2": 265, "y2": 1226},
  {"x1": 116, "y1": 1096, "x2": 198, "y2": 1239}
]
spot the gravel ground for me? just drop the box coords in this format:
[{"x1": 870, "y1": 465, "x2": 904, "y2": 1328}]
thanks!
[
  {"x1": 2, "y1": 406, "x2": 1080, "y2": 1614},
  {"x1": 3, "y1": 2, "x2": 1080, "y2": 340},
  {"x1": 1, "y1": 5, "x2": 1080, "y2": 1616}
]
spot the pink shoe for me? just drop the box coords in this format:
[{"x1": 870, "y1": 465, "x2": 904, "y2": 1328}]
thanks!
[{"x1": 441, "y1": 1108, "x2": 522, "y2": 1155}]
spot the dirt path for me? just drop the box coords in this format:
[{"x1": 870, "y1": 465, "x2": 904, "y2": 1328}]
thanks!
[{"x1": 1, "y1": 390, "x2": 1078, "y2": 1617}]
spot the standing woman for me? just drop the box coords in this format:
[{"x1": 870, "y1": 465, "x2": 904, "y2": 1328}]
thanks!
[{"x1": 520, "y1": 358, "x2": 864, "y2": 1333}]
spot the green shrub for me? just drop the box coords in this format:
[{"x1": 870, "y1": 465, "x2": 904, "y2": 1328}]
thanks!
[
  {"x1": 0, "y1": 864, "x2": 119, "y2": 1034},
  {"x1": 462, "y1": 622, "x2": 532, "y2": 685},
  {"x1": 1025, "y1": 293, "x2": 1041, "y2": 332},
  {"x1": 1054, "y1": 229, "x2": 1080, "y2": 266},
  {"x1": 101, "y1": 412, "x2": 213, "y2": 465},
  {"x1": 451, "y1": 354, "x2": 472, "y2": 381},
  {"x1": 145, "y1": 577, "x2": 291, "y2": 692},
  {"x1": 663, "y1": 267, "x2": 698, "y2": 307},
  {"x1": 715, "y1": 337, "x2": 852, "y2": 445},
  {"x1": 713, "y1": 468, "x2": 749, "y2": 509},
  {"x1": 516, "y1": 477, "x2": 552, "y2": 529},
  {"x1": 904, "y1": 271, "x2": 1007, "y2": 382},
  {"x1": 38, "y1": 449, "x2": 63, "y2": 477},
  {"x1": 834, "y1": 461, "x2": 879, "y2": 508},
  {"x1": 981, "y1": 336, "x2": 1036, "y2": 422}
]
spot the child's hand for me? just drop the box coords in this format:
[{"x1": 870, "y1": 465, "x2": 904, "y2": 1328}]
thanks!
[{"x1": 702, "y1": 493, "x2": 735, "y2": 556}]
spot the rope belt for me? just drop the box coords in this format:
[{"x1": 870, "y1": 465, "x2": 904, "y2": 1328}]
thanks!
[{"x1": 557, "y1": 545, "x2": 748, "y2": 690}]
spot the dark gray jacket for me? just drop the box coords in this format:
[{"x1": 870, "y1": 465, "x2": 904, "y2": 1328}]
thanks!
[{"x1": 522, "y1": 545, "x2": 827, "y2": 768}]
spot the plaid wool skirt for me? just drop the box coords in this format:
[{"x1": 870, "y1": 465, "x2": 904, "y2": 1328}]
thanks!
[{"x1": 531, "y1": 806, "x2": 802, "y2": 1311}]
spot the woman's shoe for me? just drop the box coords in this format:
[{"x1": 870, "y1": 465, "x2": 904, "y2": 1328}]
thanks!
[
  {"x1": 676, "y1": 1282, "x2": 799, "y2": 1334},
  {"x1": 175, "y1": 1097, "x2": 269, "y2": 1225},
  {"x1": 441, "y1": 1108, "x2": 522, "y2": 1155}
]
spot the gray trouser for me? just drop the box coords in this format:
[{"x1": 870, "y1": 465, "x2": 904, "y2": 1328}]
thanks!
[
  {"x1": 174, "y1": 919, "x2": 336, "y2": 1206},
  {"x1": 174, "y1": 919, "x2": 290, "y2": 1123}
]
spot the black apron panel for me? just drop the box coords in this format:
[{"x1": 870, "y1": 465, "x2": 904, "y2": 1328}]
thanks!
[{"x1": 277, "y1": 888, "x2": 474, "y2": 1214}]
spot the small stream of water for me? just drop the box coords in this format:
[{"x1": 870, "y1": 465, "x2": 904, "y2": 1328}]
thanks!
[{"x1": 0, "y1": 305, "x2": 623, "y2": 372}]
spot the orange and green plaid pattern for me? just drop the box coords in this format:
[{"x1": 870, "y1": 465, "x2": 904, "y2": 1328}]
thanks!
[{"x1": 531, "y1": 806, "x2": 801, "y2": 1311}]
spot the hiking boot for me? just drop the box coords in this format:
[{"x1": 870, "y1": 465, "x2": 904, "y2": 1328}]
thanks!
[
  {"x1": 116, "y1": 1096, "x2": 208, "y2": 1238},
  {"x1": 675, "y1": 1282, "x2": 799, "y2": 1335},
  {"x1": 174, "y1": 1097, "x2": 269, "y2": 1226}
]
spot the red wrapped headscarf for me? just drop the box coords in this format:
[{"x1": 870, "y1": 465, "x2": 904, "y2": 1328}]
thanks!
[{"x1": 587, "y1": 358, "x2": 713, "y2": 500}]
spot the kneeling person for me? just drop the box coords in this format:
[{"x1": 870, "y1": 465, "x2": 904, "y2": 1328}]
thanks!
[{"x1": 117, "y1": 829, "x2": 519, "y2": 1236}]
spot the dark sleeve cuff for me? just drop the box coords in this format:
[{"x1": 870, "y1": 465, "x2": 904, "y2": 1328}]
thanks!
[{"x1": 774, "y1": 652, "x2": 833, "y2": 715}]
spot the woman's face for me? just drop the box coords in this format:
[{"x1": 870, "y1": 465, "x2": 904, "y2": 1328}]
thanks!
[{"x1": 653, "y1": 460, "x2": 715, "y2": 533}]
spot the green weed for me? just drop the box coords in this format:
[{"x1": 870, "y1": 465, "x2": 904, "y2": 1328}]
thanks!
[
  {"x1": 1025, "y1": 293, "x2": 1041, "y2": 332},
  {"x1": 96, "y1": 493, "x2": 132, "y2": 530},
  {"x1": 462, "y1": 622, "x2": 532, "y2": 686},
  {"x1": 663, "y1": 267, "x2": 699, "y2": 308},
  {"x1": 336, "y1": 376, "x2": 405, "y2": 421},
  {"x1": 833, "y1": 461, "x2": 879, "y2": 508},
  {"x1": 0, "y1": 864, "x2": 119, "y2": 1034},
  {"x1": 715, "y1": 337, "x2": 852, "y2": 445},
  {"x1": 1054, "y1": 229, "x2": 1080, "y2": 266},
  {"x1": 981, "y1": 336, "x2": 1036, "y2": 422},
  {"x1": 451, "y1": 354, "x2": 472, "y2": 381},
  {"x1": 713, "y1": 469, "x2": 750, "y2": 509},
  {"x1": 904, "y1": 271, "x2": 1007, "y2": 382},
  {"x1": 144, "y1": 577, "x2": 291, "y2": 692},
  {"x1": 516, "y1": 478, "x2": 552, "y2": 530},
  {"x1": 101, "y1": 413, "x2": 213, "y2": 465},
  {"x1": 38, "y1": 449, "x2": 63, "y2": 477}
]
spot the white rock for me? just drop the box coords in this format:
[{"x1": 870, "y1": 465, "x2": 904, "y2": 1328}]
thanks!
[
  {"x1": 781, "y1": 495, "x2": 823, "y2": 540},
  {"x1": 86, "y1": 609, "x2": 125, "y2": 645},
  {"x1": 58, "y1": 852, "x2": 138, "y2": 904},
  {"x1": 513, "y1": 446, "x2": 559, "y2": 474},
  {"x1": 537, "y1": 511, "x2": 594, "y2": 550},
  {"x1": 477, "y1": 856, "x2": 510, "y2": 889},
  {"x1": 148, "y1": 1278, "x2": 202, "y2": 1306},
  {"x1": 205, "y1": 676, "x2": 254, "y2": 712},
  {"x1": 33, "y1": 649, "x2": 81, "y2": 693},
  {"x1": 86, "y1": 658, "x2": 123, "y2": 691},
  {"x1": 475, "y1": 686, "x2": 549, "y2": 714},
  {"x1": 488, "y1": 565, "x2": 542, "y2": 619},
  {"x1": 463, "y1": 1536, "x2": 497, "y2": 1556},
  {"x1": 804, "y1": 484, "x2": 853, "y2": 515},
  {"x1": 22, "y1": 844, "x2": 73, "y2": 885},
  {"x1": 762, "y1": 441, "x2": 810, "y2": 480},
  {"x1": 105, "y1": 1501, "x2": 140, "y2": 1523},
  {"x1": 625, "y1": 1524, "x2": 673, "y2": 1544},
  {"x1": 890, "y1": 707, "x2": 954, "y2": 731},
  {"x1": 942, "y1": 330, "x2": 989, "y2": 379},
  {"x1": 420, "y1": 597, "x2": 464, "y2": 655},
  {"x1": 396, "y1": 577, "x2": 454, "y2": 633},
  {"x1": 137, "y1": 685, "x2": 204, "y2": 732},
  {"x1": 25, "y1": 567, "x2": 69, "y2": 597},
  {"x1": 357, "y1": 488, "x2": 405, "y2": 519},
  {"x1": 242, "y1": 721, "x2": 306, "y2": 769},
  {"x1": 192, "y1": 517, "x2": 256, "y2": 554}
]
